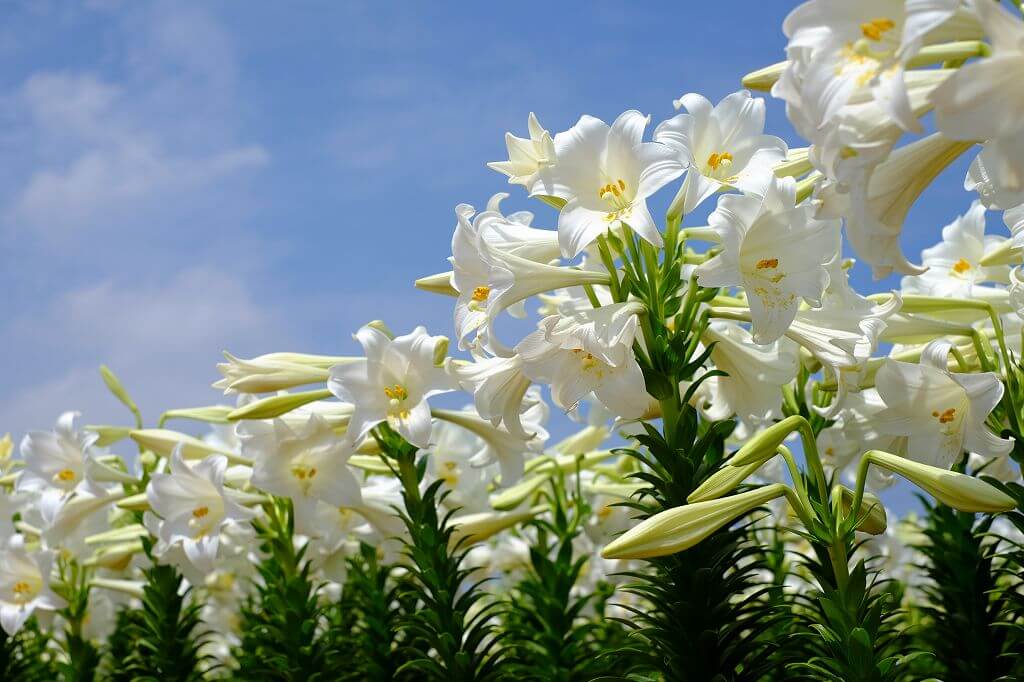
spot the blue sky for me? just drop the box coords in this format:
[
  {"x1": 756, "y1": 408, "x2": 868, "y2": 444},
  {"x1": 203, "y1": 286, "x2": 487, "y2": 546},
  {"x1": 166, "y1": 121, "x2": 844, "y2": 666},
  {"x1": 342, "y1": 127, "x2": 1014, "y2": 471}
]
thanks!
[{"x1": 0, "y1": 0, "x2": 986, "y2": 513}]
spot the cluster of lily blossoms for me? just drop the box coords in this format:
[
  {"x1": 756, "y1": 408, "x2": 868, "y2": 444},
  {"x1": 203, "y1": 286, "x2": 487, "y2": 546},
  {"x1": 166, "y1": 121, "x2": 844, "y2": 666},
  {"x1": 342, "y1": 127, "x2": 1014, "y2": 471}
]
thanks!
[{"x1": 3, "y1": 0, "x2": 1024, "y2": 678}]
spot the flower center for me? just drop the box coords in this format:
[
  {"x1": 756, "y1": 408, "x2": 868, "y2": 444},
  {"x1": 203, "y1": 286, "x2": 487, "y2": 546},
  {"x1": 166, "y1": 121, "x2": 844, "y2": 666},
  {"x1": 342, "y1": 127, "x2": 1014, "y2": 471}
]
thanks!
[
  {"x1": 291, "y1": 464, "x2": 318, "y2": 481},
  {"x1": 13, "y1": 581, "x2": 34, "y2": 601},
  {"x1": 54, "y1": 468, "x2": 77, "y2": 483},
  {"x1": 598, "y1": 179, "x2": 631, "y2": 215},
  {"x1": 471, "y1": 286, "x2": 490, "y2": 303},
  {"x1": 383, "y1": 384, "x2": 408, "y2": 401},
  {"x1": 951, "y1": 258, "x2": 972, "y2": 275},
  {"x1": 192, "y1": 506, "x2": 209, "y2": 518},
  {"x1": 860, "y1": 17, "x2": 895, "y2": 42},
  {"x1": 931, "y1": 407, "x2": 957, "y2": 424},
  {"x1": 707, "y1": 151, "x2": 733, "y2": 172}
]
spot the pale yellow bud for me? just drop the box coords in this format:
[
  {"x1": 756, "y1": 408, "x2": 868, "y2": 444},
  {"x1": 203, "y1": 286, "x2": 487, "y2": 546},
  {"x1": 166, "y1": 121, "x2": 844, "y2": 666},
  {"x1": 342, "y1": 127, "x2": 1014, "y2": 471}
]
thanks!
[{"x1": 865, "y1": 451, "x2": 1015, "y2": 513}]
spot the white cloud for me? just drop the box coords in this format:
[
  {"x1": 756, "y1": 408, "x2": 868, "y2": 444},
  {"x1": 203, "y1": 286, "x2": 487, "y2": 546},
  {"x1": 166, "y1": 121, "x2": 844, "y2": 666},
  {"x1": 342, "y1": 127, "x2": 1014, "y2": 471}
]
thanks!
[{"x1": 0, "y1": 267, "x2": 289, "y2": 433}]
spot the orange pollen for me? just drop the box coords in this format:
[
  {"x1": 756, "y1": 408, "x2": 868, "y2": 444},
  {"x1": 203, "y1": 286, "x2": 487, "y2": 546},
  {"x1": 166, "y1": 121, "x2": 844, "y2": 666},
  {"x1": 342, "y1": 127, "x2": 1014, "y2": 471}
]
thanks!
[
  {"x1": 932, "y1": 408, "x2": 957, "y2": 424},
  {"x1": 861, "y1": 17, "x2": 895, "y2": 41},
  {"x1": 192, "y1": 506, "x2": 209, "y2": 519},
  {"x1": 756, "y1": 258, "x2": 779, "y2": 270},
  {"x1": 952, "y1": 258, "x2": 972, "y2": 274},
  {"x1": 383, "y1": 384, "x2": 408, "y2": 401},
  {"x1": 56, "y1": 468, "x2": 76, "y2": 482},
  {"x1": 13, "y1": 581, "x2": 32, "y2": 596},
  {"x1": 598, "y1": 179, "x2": 627, "y2": 199},
  {"x1": 707, "y1": 151, "x2": 733, "y2": 170},
  {"x1": 471, "y1": 286, "x2": 490, "y2": 302}
]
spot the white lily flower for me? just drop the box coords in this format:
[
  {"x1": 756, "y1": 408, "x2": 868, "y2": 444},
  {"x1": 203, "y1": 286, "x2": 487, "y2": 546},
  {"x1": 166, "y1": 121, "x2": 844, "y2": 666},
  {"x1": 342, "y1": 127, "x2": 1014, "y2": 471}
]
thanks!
[
  {"x1": 698, "y1": 321, "x2": 798, "y2": 424},
  {"x1": 213, "y1": 352, "x2": 342, "y2": 394},
  {"x1": 839, "y1": 132, "x2": 973, "y2": 278},
  {"x1": 236, "y1": 414, "x2": 363, "y2": 534},
  {"x1": 534, "y1": 110, "x2": 685, "y2": 258},
  {"x1": 900, "y1": 200, "x2": 1009, "y2": 299},
  {"x1": 16, "y1": 412, "x2": 102, "y2": 499},
  {"x1": 449, "y1": 199, "x2": 560, "y2": 350},
  {"x1": 697, "y1": 176, "x2": 840, "y2": 343},
  {"x1": 446, "y1": 354, "x2": 534, "y2": 439},
  {"x1": 874, "y1": 339, "x2": 1012, "y2": 470},
  {"x1": 0, "y1": 547, "x2": 66, "y2": 635},
  {"x1": 431, "y1": 407, "x2": 545, "y2": 487},
  {"x1": 516, "y1": 302, "x2": 649, "y2": 419},
  {"x1": 932, "y1": 0, "x2": 1024, "y2": 164},
  {"x1": 427, "y1": 417, "x2": 497, "y2": 514},
  {"x1": 778, "y1": 0, "x2": 976, "y2": 138},
  {"x1": 654, "y1": 90, "x2": 787, "y2": 216},
  {"x1": 145, "y1": 448, "x2": 256, "y2": 575},
  {"x1": 328, "y1": 325, "x2": 454, "y2": 449},
  {"x1": 817, "y1": 388, "x2": 899, "y2": 489},
  {"x1": 787, "y1": 261, "x2": 901, "y2": 415},
  {"x1": 965, "y1": 139, "x2": 1024, "y2": 210},
  {"x1": 487, "y1": 112, "x2": 557, "y2": 188}
]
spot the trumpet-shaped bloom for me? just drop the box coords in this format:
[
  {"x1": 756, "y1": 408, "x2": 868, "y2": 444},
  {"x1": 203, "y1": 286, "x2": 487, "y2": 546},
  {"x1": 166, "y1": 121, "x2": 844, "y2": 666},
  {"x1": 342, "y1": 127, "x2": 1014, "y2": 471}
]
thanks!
[
  {"x1": 236, "y1": 415, "x2": 363, "y2": 533},
  {"x1": 900, "y1": 200, "x2": 1009, "y2": 299},
  {"x1": 17, "y1": 412, "x2": 98, "y2": 499},
  {"x1": 0, "y1": 547, "x2": 66, "y2": 635},
  {"x1": 145, "y1": 449, "x2": 256, "y2": 575},
  {"x1": 839, "y1": 133, "x2": 972, "y2": 278},
  {"x1": 534, "y1": 110, "x2": 685, "y2": 258},
  {"x1": 516, "y1": 302, "x2": 649, "y2": 419},
  {"x1": 654, "y1": 90, "x2": 787, "y2": 215},
  {"x1": 698, "y1": 321, "x2": 798, "y2": 424},
  {"x1": 932, "y1": 0, "x2": 1024, "y2": 148},
  {"x1": 446, "y1": 354, "x2": 535, "y2": 439},
  {"x1": 328, "y1": 325, "x2": 454, "y2": 449},
  {"x1": 874, "y1": 340, "x2": 1012, "y2": 470},
  {"x1": 449, "y1": 198, "x2": 559, "y2": 350},
  {"x1": 778, "y1": 0, "x2": 974, "y2": 139},
  {"x1": 696, "y1": 177, "x2": 840, "y2": 343},
  {"x1": 487, "y1": 112, "x2": 557, "y2": 189}
]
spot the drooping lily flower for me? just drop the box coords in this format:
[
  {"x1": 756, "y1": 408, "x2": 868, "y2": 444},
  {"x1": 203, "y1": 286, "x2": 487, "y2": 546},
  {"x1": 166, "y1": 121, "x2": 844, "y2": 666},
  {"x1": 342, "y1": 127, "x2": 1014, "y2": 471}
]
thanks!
[
  {"x1": 516, "y1": 302, "x2": 649, "y2": 419},
  {"x1": 874, "y1": 339, "x2": 1012, "y2": 470},
  {"x1": 696, "y1": 176, "x2": 840, "y2": 343},
  {"x1": 145, "y1": 448, "x2": 256, "y2": 575},
  {"x1": 328, "y1": 325, "x2": 454, "y2": 449},
  {"x1": 534, "y1": 110, "x2": 685, "y2": 258},
  {"x1": 236, "y1": 414, "x2": 363, "y2": 534},
  {"x1": 0, "y1": 547, "x2": 66, "y2": 635},
  {"x1": 654, "y1": 89, "x2": 787, "y2": 216}
]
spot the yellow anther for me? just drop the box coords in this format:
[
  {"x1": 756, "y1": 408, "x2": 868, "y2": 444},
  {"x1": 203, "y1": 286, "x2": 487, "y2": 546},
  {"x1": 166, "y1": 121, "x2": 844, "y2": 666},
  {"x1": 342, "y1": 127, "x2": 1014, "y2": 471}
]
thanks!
[
  {"x1": 861, "y1": 18, "x2": 895, "y2": 41},
  {"x1": 383, "y1": 384, "x2": 408, "y2": 401},
  {"x1": 756, "y1": 258, "x2": 779, "y2": 270},
  {"x1": 55, "y1": 468, "x2": 76, "y2": 482},
  {"x1": 13, "y1": 581, "x2": 32, "y2": 596},
  {"x1": 952, "y1": 258, "x2": 972, "y2": 275},
  {"x1": 707, "y1": 151, "x2": 733, "y2": 171},
  {"x1": 934, "y1": 408, "x2": 957, "y2": 424},
  {"x1": 192, "y1": 506, "x2": 209, "y2": 519},
  {"x1": 471, "y1": 286, "x2": 490, "y2": 302}
]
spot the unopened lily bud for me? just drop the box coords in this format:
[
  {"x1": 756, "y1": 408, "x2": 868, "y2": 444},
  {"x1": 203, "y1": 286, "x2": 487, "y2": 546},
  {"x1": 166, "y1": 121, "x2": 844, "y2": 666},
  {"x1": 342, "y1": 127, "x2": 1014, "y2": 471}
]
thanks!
[
  {"x1": 449, "y1": 505, "x2": 544, "y2": 546},
  {"x1": 86, "y1": 541, "x2": 144, "y2": 570},
  {"x1": 116, "y1": 493, "x2": 150, "y2": 512},
  {"x1": 100, "y1": 365, "x2": 141, "y2": 420},
  {"x1": 490, "y1": 475, "x2": 547, "y2": 511},
  {"x1": 214, "y1": 352, "x2": 333, "y2": 394},
  {"x1": 432, "y1": 336, "x2": 449, "y2": 367},
  {"x1": 551, "y1": 425, "x2": 610, "y2": 456},
  {"x1": 129, "y1": 429, "x2": 251, "y2": 466},
  {"x1": 227, "y1": 389, "x2": 335, "y2": 421},
  {"x1": 365, "y1": 320, "x2": 394, "y2": 339},
  {"x1": 840, "y1": 488, "x2": 887, "y2": 535},
  {"x1": 85, "y1": 425, "x2": 134, "y2": 447},
  {"x1": 91, "y1": 577, "x2": 145, "y2": 599},
  {"x1": 0, "y1": 433, "x2": 11, "y2": 471},
  {"x1": 741, "y1": 61, "x2": 786, "y2": 91},
  {"x1": 414, "y1": 271, "x2": 459, "y2": 297},
  {"x1": 159, "y1": 405, "x2": 234, "y2": 426},
  {"x1": 602, "y1": 484, "x2": 791, "y2": 560},
  {"x1": 86, "y1": 524, "x2": 149, "y2": 546},
  {"x1": 865, "y1": 451, "x2": 1015, "y2": 513},
  {"x1": 688, "y1": 457, "x2": 769, "y2": 503},
  {"x1": 730, "y1": 416, "x2": 804, "y2": 467}
]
